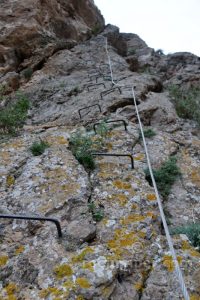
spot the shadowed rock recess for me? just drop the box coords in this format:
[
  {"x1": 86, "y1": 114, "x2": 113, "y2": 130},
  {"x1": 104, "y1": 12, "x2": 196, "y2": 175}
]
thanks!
[{"x1": 0, "y1": 1, "x2": 200, "y2": 300}]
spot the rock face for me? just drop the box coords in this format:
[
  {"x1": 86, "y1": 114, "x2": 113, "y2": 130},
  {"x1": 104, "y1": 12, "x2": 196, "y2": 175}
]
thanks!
[
  {"x1": 0, "y1": 4, "x2": 200, "y2": 300},
  {"x1": 0, "y1": 0, "x2": 104, "y2": 81}
]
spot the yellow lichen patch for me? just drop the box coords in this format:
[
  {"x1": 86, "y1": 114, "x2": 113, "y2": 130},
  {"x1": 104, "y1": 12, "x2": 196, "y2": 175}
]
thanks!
[
  {"x1": 191, "y1": 168, "x2": 200, "y2": 187},
  {"x1": 6, "y1": 175, "x2": 15, "y2": 187},
  {"x1": 5, "y1": 282, "x2": 18, "y2": 296},
  {"x1": 162, "y1": 255, "x2": 182, "y2": 272},
  {"x1": 45, "y1": 135, "x2": 68, "y2": 146},
  {"x1": 54, "y1": 264, "x2": 73, "y2": 279},
  {"x1": 190, "y1": 294, "x2": 200, "y2": 300},
  {"x1": 146, "y1": 212, "x2": 156, "y2": 219},
  {"x1": 181, "y1": 240, "x2": 191, "y2": 250},
  {"x1": 76, "y1": 296, "x2": 85, "y2": 300},
  {"x1": 82, "y1": 262, "x2": 94, "y2": 272},
  {"x1": 63, "y1": 280, "x2": 76, "y2": 290},
  {"x1": 147, "y1": 193, "x2": 156, "y2": 201},
  {"x1": 134, "y1": 154, "x2": 144, "y2": 161},
  {"x1": 131, "y1": 204, "x2": 138, "y2": 210},
  {"x1": 120, "y1": 214, "x2": 145, "y2": 225},
  {"x1": 39, "y1": 287, "x2": 63, "y2": 298},
  {"x1": 119, "y1": 237, "x2": 138, "y2": 247},
  {"x1": 113, "y1": 180, "x2": 131, "y2": 190},
  {"x1": 134, "y1": 281, "x2": 143, "y2": 291},
  {"x1": 110, "y1": 194, "x2": 128, "y2": 206},
  {"x1": 162, "y1": 255, "x2": 174, "y2": 272},
  {"x1": 0, "y1": 255, "x2": 8, "y2": 267},
  {"x1": 76, "y1": 278, "x2": 91, "y2": 289},
  {"x1": 189, "y1": 249, "x2": 200, "y2": 258},
  {"x1": 15, "y1": 245, "x2": 25, "y2": 256},
  {"x1": 71, "y1": 247, "x2": 94, "y2": 263},
  {"x1": 106, "y1": 142, "x2": 113, "y2": 150}
]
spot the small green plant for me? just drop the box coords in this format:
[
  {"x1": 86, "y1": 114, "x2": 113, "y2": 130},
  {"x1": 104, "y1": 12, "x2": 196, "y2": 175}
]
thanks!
[
  {"x1": 88, "y1": 202, "x2": 104, "y2": 222},
  {"x1": 169, "y1": 85, "x2": 200, "y2": 126},
  {"x1": 170, "y1": 223, "x2": 200, "y2": 250},
  {"x1": 139, "y1": 128, "x2": 156, "y2": 139},
  {"x1": 0, "y1": 93, "x2": 29, "y2": 134},
  {"x1": 68, "y1": 86, "x2": 80, "y2": 97},
  {"x1": 69, "y1": 131, "x2": 95, "y2": 170},
  {"x1": 22, "y1": 68, "x2": 33, "y2": 80},
  {"x1": 0, "y1": 84, "x2": 6, "y2": 102},
  {"x1": 91, "y1": 24, "x2": 101, "y2": 35},
  {"x1": 145, "y1": 156, "x2": 181, "y2": 198},
  {"x1": 127, "y1": 49, "x2": 136, "y2": 55},
  {"x1": 30, "y1": 140, "x2": 49, "y2": 156},
  {"x1": 95, "y1": 121, "x2": 109, "y2": 137},
  {"x1": 69, "y1": 130, "x2": 105, "y2": 170}
]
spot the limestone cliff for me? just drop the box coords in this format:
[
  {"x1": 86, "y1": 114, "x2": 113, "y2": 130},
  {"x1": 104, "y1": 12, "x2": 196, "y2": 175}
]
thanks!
[
  {"x1": 0, "y1": 0, "x2": 104, "y2": 90},
  {"x1": 0, "y1": 2, "x2": 200, "y2": 300}
]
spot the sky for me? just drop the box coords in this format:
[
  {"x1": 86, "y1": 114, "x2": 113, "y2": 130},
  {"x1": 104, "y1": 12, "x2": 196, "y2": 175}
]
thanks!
[{"x1": 94, "y1": 0, "x2": 200, "y2": 57}]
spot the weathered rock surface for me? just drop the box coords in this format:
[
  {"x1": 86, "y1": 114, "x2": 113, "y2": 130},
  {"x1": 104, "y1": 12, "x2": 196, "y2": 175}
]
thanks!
[
  {"x1": 0, "y1": 5, "x2": 200, "y2": 300},
  {"x1": 0, "y1": 0, "x2": 104, "y2": 86}
]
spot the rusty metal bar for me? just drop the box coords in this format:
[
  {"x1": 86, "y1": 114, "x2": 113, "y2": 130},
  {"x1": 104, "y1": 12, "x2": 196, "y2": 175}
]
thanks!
[
  {"x1": 0, "y1": 214, "x2": 62, "y2": 238},
  {"x1": 78, "y1": 104, "x2": 102, "y2": 119},
  {"x1": 92, "y1": 153, "x2": 134, "y2": 169},
  {"x1": 100, "y1": 87, "x2": 122, "y2": 99},
  {"x1": 93, "y1": 119, "x2": 128, "y2": 133},
  {"x1": 87, "y1": 83, "x2": 106, "y2": 91}
]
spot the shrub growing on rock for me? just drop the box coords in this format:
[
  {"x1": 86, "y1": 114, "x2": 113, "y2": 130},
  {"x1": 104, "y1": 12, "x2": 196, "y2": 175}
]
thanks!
[
  {"x1": 169, "y1": 85, "x2": 200, "y2": 126},
  {"x1": 171, "y1": 223, "x2": 200, "y2": 250},
  {"x1": 145, "y1": 156, "x2": 181, "y2": 198},
  {"x1": 30, "y1": 140, "x2": 49, "y2": 156},
  {"x1": 0, "y1": 93, "x2": 29, "y2": 134}
]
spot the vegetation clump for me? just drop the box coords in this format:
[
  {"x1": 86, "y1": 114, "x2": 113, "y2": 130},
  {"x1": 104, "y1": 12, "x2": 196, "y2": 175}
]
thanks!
[
  {"x1": 22, "y1": 67, "x2": 33, "y2": 80},
  {"x1": 68, "y1": 86, "x2": 80, "y2": 97},
  {"x1": 91, "y1": 24, "x2": 102, "y2": 35},
  {"x1": 171, "y1": 223, "x2": 200, "y2": 250},
  {"x1": 30, "y1": 140, "x2": 49, "y2": 156},
  {"x1": 0, "y1": 92, "x2": 29, "y2": 134},
  {"x1": 88, "y1": 202, "x2": 104, "y2": 222},
  {"x1": 145, "y1": 156, "x2": 181, "y2": 198},
  {"x1": 139, "y1": 128, "x2": 156, "y2": 139},
  {"x1": 169, "y1": 85, "x2": 200, "y2": 126},
  {"x1": 69, "y1": 131, "x2": 96, "y2": 170}
]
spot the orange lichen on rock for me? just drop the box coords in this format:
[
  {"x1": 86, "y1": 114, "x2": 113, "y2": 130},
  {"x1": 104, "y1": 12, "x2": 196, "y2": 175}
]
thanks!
[
  {"x1": 82, "y1": 262, "x2": 94, "y2": 272},
  {"x1": 162, "y1": 255, "x2": 182, "y2": 272},
  {"x1": 15, "y1": 245, "x2": 25, "y2": 255},
  {"x1": 190, "y1": 168, "x2": 200, "y2": 187},
  {"x1": 147, "y1": 193, "x2": 157, "y2": 201},
  {"x1": 76, "y1": 278, "x2": 91, "y2": 289},
  {"x1": 71, "y1": 247, "x2": 94, "y2": 263},
  {"x1": 6, "y1": 175, "x2": 15, "y2": 187},
  {"x1": 120, "y1": 214, "x2": 145, "y2": 225},
  {"x1": 113, "y1": 180, "x2": 131, "y2": 190},
  {"x1": 54, "y1": 264, "x2": 73, "y2": 279},
  {"x1": 0, "y1": 255, "x2": 8, "y2": 267},
  {"x1": 134, "y1": 281, "x2": 143, "y2": 291}
]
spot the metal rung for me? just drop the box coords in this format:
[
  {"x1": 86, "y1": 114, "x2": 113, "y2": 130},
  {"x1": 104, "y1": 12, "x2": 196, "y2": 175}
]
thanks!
[
  {"x1": 93, "y1": 119, "x2": 128, "y2": 133},
  {"x1": 78, "y1": 104, "x2": 102, "y2": 119},
  {"x1": 87, "y1": 83, "x2": 106, "y2": 91},
  {"x1": 92, "y1": 153, "x2": 134, "y2": 169},
  {"x1": 0, "y1": 214, "x2": 62, "y2": 238},
  {"x1": 100, "y1": 87, "x2": 122, "y2": 99}
]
